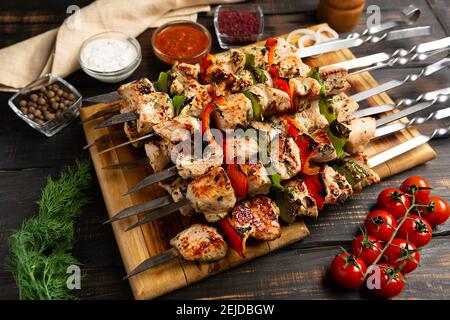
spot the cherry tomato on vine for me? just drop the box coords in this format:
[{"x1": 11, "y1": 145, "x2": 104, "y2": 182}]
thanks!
[
  {"x1": 420, "y1": 196, "x2": 450, "y2": 226},
  {"x1": 383, "y1": 238, "x2": 420, "y2": 273},
  {"x1": 364, "y1": 210, "x2": 398, "y2": 242},
  {"x1": 377, "y1": 188, "x2": 411, "y2": 219},
  {"x1": 330, "y1": 252, "x2": 367, "y2": 289},
  {"x1": 400, "y1": 176, "x2": 431, "y2": 202},
  {"x1": 369, "y1": 263, "x2": 404, "y2": 298},
  {"x1": 397, "y1": 214, "x2": 432, "y2": 247},
  {"x1": 352, "y1": 234, "x2": 383, "y2": 265}
]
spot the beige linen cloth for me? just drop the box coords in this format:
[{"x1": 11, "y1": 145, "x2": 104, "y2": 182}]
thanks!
[{"x1": 0, "y1": 0, "x2": 242, "y2": 92}]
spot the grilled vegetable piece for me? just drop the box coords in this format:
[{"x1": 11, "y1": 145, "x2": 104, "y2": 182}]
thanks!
[
  {"x1": 169, "y1": 224, "x2": 228, "y2": 262},
  {"x1": 238, "y1": 163, "x2": 272, "y2": 197},
  {"x1": 345, "y1": 154, "x2": 381, "y2": 191},
  {"x1": 213, "y1": 92, "x2": 253, "y2": 130},
  {"x1": 320, "y1": 165, "x2": 353, "y2": 205},
  {"x1": 144, "y1": 139, "x2": 172, "y2": 173},
  {"x1": 186, "y1": 167, "x2": 237, "y2": 222},
  {"x1": 228, "y1": 196, "x2": 281, "y2": 242},
  {"x1": 136, "y1": 92, "x2": 174, "y2": 134},
  {"x1": 118, "y1": 78, "x2": 155, "y2": 112},
  {"x1": 344, "y1": 117, "x2": 376, "y2": 154},
  {"x1": 283, "y1": 179, "x2": 319, "y2": 218},
  {"x1": 153, "y1": 115, "x2": 200, "y2": 144},
  {"x1": 159, "y1": 177, "x2": 193, "y2": 216}
]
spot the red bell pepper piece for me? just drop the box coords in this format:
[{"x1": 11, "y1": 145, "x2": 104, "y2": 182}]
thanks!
[
  {"x1": 268, "y1": 62, "x2": 294, "y2": 111},
  {"x1": 303, "y1": 175, "x2": 325, "y2": 211},
  {"x1": 265, "y1": 38, "x2": 278, "y2": 66},
  {"x1": 200, "y1": 53, "x2": 214, "y2": 84},
  {"x1": 281, "y1": 115, "x2": 300, "y2": 137},
  {"x1": 218, "y1": 217, "x2": 247, "y2": 257},
  {"x1": 226, "y1": 162, "x2": 248, "y2": 199},
  {"x1": 295, "y1": 134, "x2": 320, "y2": 176},
  {"x1": 201, "y1": 102, "x2": 215, "y2": 138}
]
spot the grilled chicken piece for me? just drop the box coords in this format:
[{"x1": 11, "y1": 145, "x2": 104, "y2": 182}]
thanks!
[
  {"x1": 272, "y1": 38, "x2": 298, "y2": 64},
  {"x1": 277, "y1": 56, "x2": 310, "y2": 79},
  {"x1": 290, "y1": 77, "x2": 322, "y2": 112},
  {"x1": 319, "y1": 66, "x2": 350, "y2": 95},
  {"x1": 218, "y1": 70, "x2": 254, "y2": 93},
  {"x1": 344, "y1": 117, "x2": 376, "y2": 154},
  {"x1": 241, "y1": 46, "x2": 268, "y2": 69},
  {"x1": 320, "y1": 165, "x2": 353, "y2": 205},
  {"x1": 153, "y1": 115, "x2": 200, "y2": 144},
  {"x1": 181, "y1": 84, "x2": 211, "y2": 118},
  {"x1": 123, "y1": 122, "x2": 144, "y2": 148},
  {"x1": 186, "y1": 167, "x2": 237, "y2": 222},
  {"x1": 345, "y1": 154, "x2": 381, "y2": 191},
  {"x1": 159, "y1": 177, "x2": 193, "y2": 216},
  {"x1": 225, "y1": 135, "x2": 260, "y2": 164},
  {"x1": 213, "y1": 93, "x2": 253, "y2": 130},
  {"x1": 309, "y1": 129, "x2": 337, "y2": 163},
  {"x1": 270, "y1": 136, "x2": 302, "y2": 179},
  {"x1": 332, "y1": 94, "x2": 359, "y2": 122},
  {"x1": 228, "y1": 196, "x2": 281, "y2": 241},
  {"x1": 204, "y1": 50, "x2": 246, "y2": 84},
  {"x1": 175, "y1": 141, "x2": 224, "y2": 179},
  {"x1": 170, "y1": 224, "x2": 228, "y2": 262},
  {"x1": 248, "y1": 84, "x2": 291, "y2": 117},
  {"x1": 136, "y1": 92, "x2": 174, "y2": 134},
  {"x1": 144, "y1": 139, "x2": 172, "y2": 173},
  {"x1": 118, "y1": 78, "x2": 155, "y2": 113},
  {"x1": 283, "y1": 179, "x2": 319, "y2": 218},
  {"x1": 239, "y1": 163, "x2": 272, "y2": 196}
]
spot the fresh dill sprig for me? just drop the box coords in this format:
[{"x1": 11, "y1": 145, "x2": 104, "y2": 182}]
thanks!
[{"x1": 7, "y1": 160, "x2": 92, "y2": 300}]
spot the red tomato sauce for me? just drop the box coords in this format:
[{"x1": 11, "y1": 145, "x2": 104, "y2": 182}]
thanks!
[{"x1": 155, "y1": 25, "x2": 209, "y2": 59}]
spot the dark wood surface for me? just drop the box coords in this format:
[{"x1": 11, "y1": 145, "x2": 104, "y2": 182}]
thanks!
[{"x1": 0, "y1": 0, "x2": 449, "y2": 300}]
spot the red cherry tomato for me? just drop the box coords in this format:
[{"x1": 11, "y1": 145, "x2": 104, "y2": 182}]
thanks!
[
  {"x1": 330, "y1": 252, "x2": 367, "y2": 289},
  {"x1": 400, "y1": 176, "x2": 431, "y2": 202},
  {"x1": 383, "y1": 238, "x2": 420, "y2": 274},
  {"x1": 368, "y1": 263, "x2": 404, "y2": 298},
  {"x1": 377, "y1": 188, "x2": 411, "y2": 219},
  {"x1": 364, "y1": 210, "x2": 398, "y2": 242},
  {"x1": 397, "y1": 214, "x2": 432, "y2": 247},
  {"x1": 352, "y1": 234, "x2": 383, "y2": 266},
  {"x1": 420, "y1": 196, "x2": 450, "y2": 226}
]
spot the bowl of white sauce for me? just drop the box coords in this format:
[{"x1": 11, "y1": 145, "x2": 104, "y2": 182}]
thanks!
[{"x1": 79, "y1": 31, "x2": 142, "y2": 83}]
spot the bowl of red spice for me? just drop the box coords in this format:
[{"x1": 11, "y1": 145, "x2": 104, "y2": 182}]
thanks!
[
  {"x1": 152, "y1": 20, "x2": 212, "y2": 64},
  {"x1": 214, "y1": 4, "x2": 264, "y2": 49}
]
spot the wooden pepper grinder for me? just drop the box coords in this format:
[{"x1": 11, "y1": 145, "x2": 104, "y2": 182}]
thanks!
[{"x1": 317, "y1": 0, "x2": 366, "y2": 32}]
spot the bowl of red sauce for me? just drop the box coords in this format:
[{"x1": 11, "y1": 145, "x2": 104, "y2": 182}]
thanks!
[{"x1": 152, "y1": 20, "x2": 212, "y2": 64}]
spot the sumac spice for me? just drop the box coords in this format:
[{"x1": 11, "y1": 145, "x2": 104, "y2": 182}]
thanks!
[{"x1": 217, "y1": 9, "x2": 261, "y2": 44}]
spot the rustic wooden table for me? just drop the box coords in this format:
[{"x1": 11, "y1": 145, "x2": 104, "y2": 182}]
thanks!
[{"x1": 0, "y1": 0, "x2": 449, "y2": 300}]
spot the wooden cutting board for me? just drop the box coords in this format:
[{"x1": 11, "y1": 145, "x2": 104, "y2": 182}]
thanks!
[{"x1": 80, "y1": 24, "x2": 436, "y2": 300}]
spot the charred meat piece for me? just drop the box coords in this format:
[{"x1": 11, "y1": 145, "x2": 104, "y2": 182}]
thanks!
[
  {"x1": 213, "y1": 93, "x2": 253, "y2": 130},
  {"x1": 309, "y1": 129, "x2": 337, "y2": 163},
  {"x1": 283, "y1": 179, "x2": 319, "y2": 218},
  {"x1": 320, "y1": 165, "x2": 353, "y2": 205},
  {"x1": 159, "y1": 177, "x2": 193, "y2": 216},
  {"x1": 225, "y1": 135, "x2": 259, "y2": 164},
  {"x1": 170, "y1": 224, "x2": 228, "y2": 262},
  {"x1": 175, "y1": 141, "x2": 224, "y2": 179},
  {"x1": 248, "y1": 84, "x2": 291, "y2": 117},
  {"x1": 277, "y1": 56, "x2": 310, "y2": 79},
  {"x1": 118, "y1": 78, "x2": 155, "y2": 113},
  {"x1": 228, "y1": 196, "x2": 281, "y2": 241},
  {"x1": 136, "y1": 92, "x2": 174, "y2": 134},
  {"x1": 123, "y1": 121, "x2": 144, "y2": 148},
  {"x1": 290, "y1": 77, "x2": 322, "y2": 112},
  {"x1": 144, "y1": 139, "x2": 172, "y2": 173},
  {"x1": 186, "y1": 167, "x2": 237, "y2": 222},
  {"x1": 270, "y1": 136, "x2": 302, "y2": 179},
  {"x1": 238, "y1": 163, "x2": 272, "y2": 196},
  {"x1": 344, "y1": 117, "x2": 376, "y2": 154},
  {"x1": 319, "y1": 66, "x2": 350, "y2": 95},
  {"x1": 180, "y1": 84, "x2": 211, "y2": 118},
  {"x1": 153, "y1": 115, "x2": 200, "y2": 144}
]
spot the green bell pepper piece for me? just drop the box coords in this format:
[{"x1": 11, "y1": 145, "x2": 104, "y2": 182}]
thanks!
[
  {"x1": 307, "y1": 67, "x2": 326, "y2": 96},
  {"x1": 243, "y1": 91, "x2": 262, "y2": 121},
  {"x1": 157, "y1": 71, "x2": 169, "y2": 93},
  {"x1": 172, "y1": 95, "x2": 186, "y2": 116},
  {"x1": 335, "y1": 161, "x2": 368, "y2": 188},
  {"x1": 270, "y1": 173, "x2": 284, "y2": 190}
]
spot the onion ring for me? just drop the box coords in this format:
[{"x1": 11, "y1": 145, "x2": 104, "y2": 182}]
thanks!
[
  {"x1": 316, "y1": 26, "x2": 339, "y2": 42},
  {"x1": 287, "y1": 28, "x2": 319, "y2": 46}
]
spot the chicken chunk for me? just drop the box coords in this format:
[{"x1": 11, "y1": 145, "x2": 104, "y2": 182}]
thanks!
[
  {"x1": 273, "y1": 38, "x2": 298, "y2": 64},
  {"x1": 170, "y1": 224, "x2": 228, "y2": 262},
  {"x1": 153, "y1": 115, "x2": 200, "y2": 144},
  {"x1": 225, "y1": 135, "x2": 260, "y2": 164},
  {"x1": 213, "y1": 93, "x2": 253, "y2": 131},
  {"x1": 283, "y1": 179, "x2": 319, "y2": 218},
  {"x1": 309, "y1": 129, "x2": 337, "y2": 163},
  {"x1": 290, "y1": 77, "x2": 321, "y2": 112},
  {"x1": 238, "y1": 163, "x2": 272, "y2": 196},
  {"x1": 228, "y1": 196, "x2": 281, "y2": 241},
  {"x1": 248, "y1": 84, "x2": 291, "y2": 117},
  {"x1": 344, "y1": 154, "x2": 381, "y2": 192},
  {"x1": 175, "y1": 141, "x2": 224, "y2": 179},
  {"x1": 118, "y1": 78, "x2": 155, "y2": 112},
  {"x1": 186, "y1": 167, "x2": 237, "y2": 222},
  {"x1": 144, "y1": 139, "x2": 172, "y2": 173},
  {"x1": 320, "y1": 165, "x2": 353, "y2": 205},
  {"x1": 123, "y1": 121, "x2": 144, "y2": 148},
  {"x1": 344, "y1": 117, "x2": 376, "y2": 154},
  {"x1": 136, "y1": 92, "x2": 174, "y2": 134},
  {"x1": 269, "y1": 136, "x2": 302, "y2": 179},
  {"x1": 277, "y1": 56, "x2": 310, "y2": 79},
  {"x1": 180, "y1": 84, "x2": 211, "y2": 118},
  {"x1": 319, "y1": 66, "x2": 350, "y2": 95},
  {"x1": 241, "y1": 46, "x2": 268, "y2": 69},
  {"x1": 159, "y1": 177, "x2": 193, "y2": 217}
]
